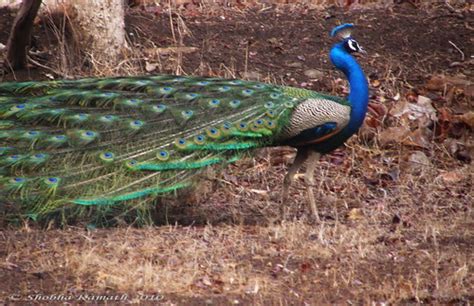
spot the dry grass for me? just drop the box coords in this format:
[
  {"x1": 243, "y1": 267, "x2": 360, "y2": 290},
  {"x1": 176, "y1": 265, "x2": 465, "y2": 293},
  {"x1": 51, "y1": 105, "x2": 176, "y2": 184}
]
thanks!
[{"x1": 1, "y1": 215, "x2": 472, "y2": 303}]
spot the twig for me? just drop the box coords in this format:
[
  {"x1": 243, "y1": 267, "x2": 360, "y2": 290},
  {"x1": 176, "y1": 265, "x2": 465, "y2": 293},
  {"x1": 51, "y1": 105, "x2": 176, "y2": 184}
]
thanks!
[
  {"x1": 244, "y1": 41, "x2": 249, "y2": 78},
  {"x1": 444, "y1": 0, "x2": 457, "y2": 14},
  {"x1": 448, "y1": 41, "x2": 465, "y2": 61},
  {"x1": 27, "y1": 56, "x2": 67, "y2": 78},
  {"x1": 443, "y1": 0, "x2": 464, "y2": 18}
]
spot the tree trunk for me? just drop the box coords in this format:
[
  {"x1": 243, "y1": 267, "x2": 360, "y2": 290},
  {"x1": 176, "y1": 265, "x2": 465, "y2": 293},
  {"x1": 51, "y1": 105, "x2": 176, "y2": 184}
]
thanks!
[
  {"x1": 5, "y1": 0, "x2": 42, "y2": 70},
  {"x1": 4, "y1": 0, "x2": 127, "y2": 71},
  {"x1": 65, "y1": 0, "x2": 127, "y2": 66}
]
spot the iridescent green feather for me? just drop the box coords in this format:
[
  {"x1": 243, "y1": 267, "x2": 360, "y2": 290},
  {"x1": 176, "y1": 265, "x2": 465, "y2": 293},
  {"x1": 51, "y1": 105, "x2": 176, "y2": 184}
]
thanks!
[{"x1": 0, "y1": 74, "x2": 345, "y2": 223}]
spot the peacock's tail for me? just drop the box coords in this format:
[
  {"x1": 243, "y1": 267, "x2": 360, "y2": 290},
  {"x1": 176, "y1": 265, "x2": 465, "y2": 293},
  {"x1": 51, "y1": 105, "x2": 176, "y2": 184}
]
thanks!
[{"x1": 1, "y1": 75, "x2": 325, "y2": 222}]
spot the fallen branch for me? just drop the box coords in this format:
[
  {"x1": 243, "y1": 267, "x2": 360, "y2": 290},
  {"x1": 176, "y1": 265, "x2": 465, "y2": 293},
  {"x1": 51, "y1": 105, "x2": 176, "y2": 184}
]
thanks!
[{"x1": 448, "y1": 41, "x2": 465, "y2": 61}]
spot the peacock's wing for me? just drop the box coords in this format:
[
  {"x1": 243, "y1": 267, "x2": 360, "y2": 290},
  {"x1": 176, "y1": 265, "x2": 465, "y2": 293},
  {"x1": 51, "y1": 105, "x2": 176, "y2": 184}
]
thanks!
[
  {"x1": 0, "y1": 75, "x2": 303, "y2": 218},
  {"x1": 279, "y1": 87, "x2": 352, "y2": 147}
]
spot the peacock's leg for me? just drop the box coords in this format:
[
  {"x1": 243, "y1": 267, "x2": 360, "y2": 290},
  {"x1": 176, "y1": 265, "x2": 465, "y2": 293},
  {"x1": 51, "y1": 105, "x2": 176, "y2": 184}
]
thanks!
[
  {"x1": 304, "y1": 150, "x2": 321, "y2": 221},
  {"x1": 281, "y1": 148, "x2": 309, "y2": 218}
]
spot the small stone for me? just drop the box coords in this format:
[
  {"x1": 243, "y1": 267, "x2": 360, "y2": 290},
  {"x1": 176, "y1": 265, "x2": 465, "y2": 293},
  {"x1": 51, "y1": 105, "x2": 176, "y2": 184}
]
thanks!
[
  {"x1": 287, "y1": 62, "x2": 303, "y2": 68},
  {"x1": 304, "y1": 69, "x2": 324, "y2": 79},
  {"x1": 407, "y1": 151, "x2": 431, "y2": 172}
]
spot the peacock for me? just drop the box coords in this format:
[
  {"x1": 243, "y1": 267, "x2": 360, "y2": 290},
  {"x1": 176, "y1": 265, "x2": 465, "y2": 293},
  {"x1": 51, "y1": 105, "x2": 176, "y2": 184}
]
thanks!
[{"x1": 0, "y1": 24, "x2": 368, "y2": 223}]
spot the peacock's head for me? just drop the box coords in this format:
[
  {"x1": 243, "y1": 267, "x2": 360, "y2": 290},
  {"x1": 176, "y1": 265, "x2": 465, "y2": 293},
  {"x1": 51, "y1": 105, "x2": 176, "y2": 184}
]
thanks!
[{"x1": 330, "y1": 24, "x2": 366, "y2": 55}]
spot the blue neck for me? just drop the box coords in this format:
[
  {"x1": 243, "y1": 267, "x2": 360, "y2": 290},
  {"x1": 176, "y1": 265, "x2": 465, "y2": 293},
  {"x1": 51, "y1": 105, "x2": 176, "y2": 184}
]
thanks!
[{"x1": 329, "y1": 42, "x2": 369, "y2": 135}]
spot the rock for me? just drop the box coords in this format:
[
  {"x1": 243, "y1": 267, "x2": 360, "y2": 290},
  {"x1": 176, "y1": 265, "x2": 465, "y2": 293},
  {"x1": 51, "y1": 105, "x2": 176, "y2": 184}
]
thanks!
[
  {"x1": 304, "y1": 69, "x2": 324, "y2": 79},
  {"x1": 287, "y1": 62, "x2": 303, "y2": 68},
  {"x1": 407, "y1": 151, "x2": 431, "y2": 172}
]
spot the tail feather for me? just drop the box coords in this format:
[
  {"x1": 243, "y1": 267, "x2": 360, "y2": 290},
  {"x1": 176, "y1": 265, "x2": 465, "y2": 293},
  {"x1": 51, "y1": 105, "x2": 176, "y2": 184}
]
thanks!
[{"x1": 0, "y1": 75, "x2": 297, "y2": 220}]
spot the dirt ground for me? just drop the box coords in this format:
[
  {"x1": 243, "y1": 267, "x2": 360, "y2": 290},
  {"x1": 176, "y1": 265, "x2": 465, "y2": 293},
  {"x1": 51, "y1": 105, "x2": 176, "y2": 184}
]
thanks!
[{"x1": 0, "y1": 2, "x2": 473, "y2": 304}]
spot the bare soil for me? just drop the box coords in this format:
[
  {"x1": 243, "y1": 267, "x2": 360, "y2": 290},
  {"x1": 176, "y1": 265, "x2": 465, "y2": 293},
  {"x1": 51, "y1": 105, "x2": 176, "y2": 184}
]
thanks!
[{"x1": 0, "y1": 2, "x2": 472, "y2": 305}]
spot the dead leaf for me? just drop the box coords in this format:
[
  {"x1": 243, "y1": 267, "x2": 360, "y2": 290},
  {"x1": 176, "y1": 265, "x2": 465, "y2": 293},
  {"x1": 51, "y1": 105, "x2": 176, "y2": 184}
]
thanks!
[
  {"x1": 364, "y1": 116, "x2": 379, "y2": 129},
  {"x1": 267, "y1": 37, "x2": 283, "y2": 49},
  {"x1": 436, "y1": 107, "x2": 453, "y2": 139},
  {"x1": 417, "y1": 95, "x2": 437, "y2": 121},
  {"x1": 404, "y1": 128, "x2": 432, "y2": 149},
  {"x1": 443, "y1": 138, "x2": 460, "y2": 155},
  {"x1": 347, "y1": 208, "x2": 364, "y2": 221},
  {"x1": 365, "y1": 102, "x2": 386, "y2": 129},
  {"x1": 390, "y1": 97, "x2": 437, "y2": 137},
  {"x1": 455, "y1": 111, "x2": 474, "y2": 128},
  {"x1": 378, "y1": 126, "x2": 410, "y2": 147},
  {"x1": 407, "y1": 151, "x2": 431, "y2": 170},
  {"x1": 390, "y1": 98, "x2": 436, "y2": 121},
  {"x1": 371, "y1": 79, "x2": 381, "y2": 88},
  {"x1": 145, "y1": 62, "x2": 158, "y2": 72},
  {"x1": 201, "y1": 275, "x2": 212, "y2": 286},
  {"x1": 436, "y1": 171, "x2": 464, "y2": 184},
  {"x1": 368, "y1": 102, "x2": 387, "y2": 118},
  {"x1": 426, "y1": 74, "x2": 473, "y2": 98},
  {"x1": 406, "y1": 91, "x2": 418, "y2": 103}
]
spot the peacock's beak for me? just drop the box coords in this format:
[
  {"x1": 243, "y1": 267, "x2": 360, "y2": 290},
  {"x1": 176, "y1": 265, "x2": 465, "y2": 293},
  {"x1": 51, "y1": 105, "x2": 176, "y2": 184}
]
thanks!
[{"x1": 357, "y1": 46, "x2": 367, "y2": 55}]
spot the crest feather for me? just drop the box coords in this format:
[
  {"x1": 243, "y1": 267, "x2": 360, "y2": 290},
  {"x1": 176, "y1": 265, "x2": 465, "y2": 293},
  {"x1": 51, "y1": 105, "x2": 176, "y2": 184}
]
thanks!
[{"x1": 330, "y1": 23, "x2": 354, "y2": 39}]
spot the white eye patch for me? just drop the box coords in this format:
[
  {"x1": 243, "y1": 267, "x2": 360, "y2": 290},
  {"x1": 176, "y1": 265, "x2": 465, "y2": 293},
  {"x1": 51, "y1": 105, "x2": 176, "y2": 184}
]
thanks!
[{"x1": 347, "y1": 39, "x2": 359, "y2": 51}]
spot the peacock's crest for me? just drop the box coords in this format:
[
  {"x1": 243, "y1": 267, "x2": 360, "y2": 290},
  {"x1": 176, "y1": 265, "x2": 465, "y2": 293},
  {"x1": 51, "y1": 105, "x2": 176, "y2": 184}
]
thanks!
[{"x1": 330, "y1": 23, "x2": 354, "y2": 39}]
